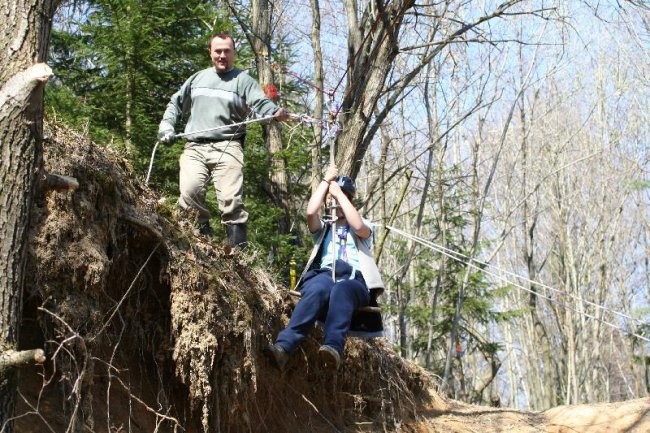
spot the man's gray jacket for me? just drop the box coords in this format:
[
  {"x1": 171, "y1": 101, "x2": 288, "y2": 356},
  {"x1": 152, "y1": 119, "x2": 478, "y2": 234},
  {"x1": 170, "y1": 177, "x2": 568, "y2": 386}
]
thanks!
[{"x1": 159, "y1": 67, "x2": 278, "y2": 143}]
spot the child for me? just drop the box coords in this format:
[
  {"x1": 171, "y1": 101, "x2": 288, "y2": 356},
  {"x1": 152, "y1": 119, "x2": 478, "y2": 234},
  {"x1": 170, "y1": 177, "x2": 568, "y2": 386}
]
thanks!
[{"x1": 269, "y1": 165, "x2": 384, "y2": 370}]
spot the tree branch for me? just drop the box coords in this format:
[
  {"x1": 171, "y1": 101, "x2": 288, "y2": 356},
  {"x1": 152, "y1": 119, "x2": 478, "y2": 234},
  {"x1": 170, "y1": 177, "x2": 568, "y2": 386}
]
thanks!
[
  {"x1": 0, "y1": 63, "x2": 52, "y2": 110},
  {"x1": 41, "y1": 172, "x2": 79, "y2": 192},
  {"x1": 0, "y1": 349, "x2": 46, "y2": 369}
]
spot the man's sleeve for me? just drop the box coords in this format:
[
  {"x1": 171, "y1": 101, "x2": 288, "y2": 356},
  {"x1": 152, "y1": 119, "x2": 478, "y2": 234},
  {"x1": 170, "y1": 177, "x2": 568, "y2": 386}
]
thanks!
[
  {"x1": 158, "y1": 74, "x2": 195, "y2": 133},
  {"x1": 239, "y1": 73, "x2": 278, "y2": 120}
]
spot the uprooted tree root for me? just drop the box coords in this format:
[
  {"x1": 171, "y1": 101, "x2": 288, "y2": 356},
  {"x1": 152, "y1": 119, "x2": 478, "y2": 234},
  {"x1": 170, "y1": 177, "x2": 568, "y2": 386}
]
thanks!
[
  {"x1": 15, "y1": 122, "x2": 445, "y2": 433},
  {"x1": 13, "y1": 122, "x2": 650, "y2": 433}
]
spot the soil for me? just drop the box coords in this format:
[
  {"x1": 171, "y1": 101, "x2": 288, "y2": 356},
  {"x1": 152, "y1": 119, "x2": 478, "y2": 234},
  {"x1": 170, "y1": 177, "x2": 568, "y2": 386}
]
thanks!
[{"x1": 12, "y1": 122, "x2": 650, "y2": 432}]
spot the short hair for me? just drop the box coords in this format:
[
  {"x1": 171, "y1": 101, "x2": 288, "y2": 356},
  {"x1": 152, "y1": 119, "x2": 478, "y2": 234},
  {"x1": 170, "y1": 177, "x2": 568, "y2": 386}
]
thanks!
[{"x1": 208, "y1": 32, "x2": 236, "y2": 51}]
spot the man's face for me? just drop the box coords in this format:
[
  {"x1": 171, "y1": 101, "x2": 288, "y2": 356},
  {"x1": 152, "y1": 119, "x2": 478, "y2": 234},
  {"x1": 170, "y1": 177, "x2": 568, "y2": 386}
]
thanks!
[{"x1": 209, "y1": 37, "x2": 235, "y2": 73}]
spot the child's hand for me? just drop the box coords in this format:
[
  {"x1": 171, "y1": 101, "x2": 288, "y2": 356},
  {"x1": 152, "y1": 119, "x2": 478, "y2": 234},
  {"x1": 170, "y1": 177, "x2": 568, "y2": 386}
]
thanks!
[{"x1": 323, "y1": 165, "x2": 338, "y2": 182}]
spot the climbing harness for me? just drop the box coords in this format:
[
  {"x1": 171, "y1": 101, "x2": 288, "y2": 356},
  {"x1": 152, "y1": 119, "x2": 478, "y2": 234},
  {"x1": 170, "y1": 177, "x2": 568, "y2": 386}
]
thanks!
[
  {"x1": 288, "y1": 218, "x2": 383, "y2": 336},
  {"x1": 336, "y1": 225, "x2": 349, "y2": 262}
]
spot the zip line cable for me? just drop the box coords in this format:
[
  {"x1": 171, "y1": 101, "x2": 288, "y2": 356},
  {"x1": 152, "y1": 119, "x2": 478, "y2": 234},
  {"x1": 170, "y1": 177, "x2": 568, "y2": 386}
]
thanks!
[
  {"x1": 387, "y1": 224, "x2": 648, "y2": 329},
  {"x1": 383, "y1": 224, "x2": 650, "y2": 343},
  {"x1": 385, "y1": 225, "x2": 646, "y2": 327}
]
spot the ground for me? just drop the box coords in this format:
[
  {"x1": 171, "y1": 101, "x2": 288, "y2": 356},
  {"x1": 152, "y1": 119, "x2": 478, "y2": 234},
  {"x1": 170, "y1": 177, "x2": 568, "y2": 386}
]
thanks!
[{"x1": 12, "y1": 122, "x2": 650, "y2": 432}]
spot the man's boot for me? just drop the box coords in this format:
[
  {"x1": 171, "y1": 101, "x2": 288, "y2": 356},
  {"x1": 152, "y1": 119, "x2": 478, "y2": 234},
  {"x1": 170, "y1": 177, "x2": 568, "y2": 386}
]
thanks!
[
  {"x1": 198, "y1": 221, "x2": 213, "y2": 237},
  {"x1": 226, "y1": 223, "x2": 247, "y2": 250}
]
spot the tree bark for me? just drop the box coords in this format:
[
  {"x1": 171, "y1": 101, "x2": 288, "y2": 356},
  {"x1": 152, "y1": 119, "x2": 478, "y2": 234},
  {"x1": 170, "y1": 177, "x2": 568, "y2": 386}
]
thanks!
[
  {"x1": 309, "y1": 0, "x2": 324, "y2": 193},
  {"x1": 0, "y1": 0, "x2": 57, "y2": 430},
  {"x1": 251, "y1": 0, "x2": 291, "y2": 234},
  {"x1": 337, "y1": 0, "x2": 413, "y2": 178}
]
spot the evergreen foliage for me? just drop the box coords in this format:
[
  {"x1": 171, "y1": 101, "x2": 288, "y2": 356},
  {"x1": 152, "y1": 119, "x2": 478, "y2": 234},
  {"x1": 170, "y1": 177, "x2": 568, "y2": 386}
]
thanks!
[
  {"x1": 47, "y1": 0, "x2": 229, "y2": 181},
  {"x1": 243, "y1": 123, "x2": 312, "y2": 278},
  {"x1": 386, "y1": 164, "x2": 515, "y2": 403},
  {"x1": 46, "y1": 1, "x2": 316, "y2": 278}
]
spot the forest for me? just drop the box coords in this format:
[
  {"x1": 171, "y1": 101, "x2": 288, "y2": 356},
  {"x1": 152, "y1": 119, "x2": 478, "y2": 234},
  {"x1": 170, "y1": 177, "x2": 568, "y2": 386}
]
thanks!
[{"x1": 1, "y1": 0, "x2": 649, "y2": 432}]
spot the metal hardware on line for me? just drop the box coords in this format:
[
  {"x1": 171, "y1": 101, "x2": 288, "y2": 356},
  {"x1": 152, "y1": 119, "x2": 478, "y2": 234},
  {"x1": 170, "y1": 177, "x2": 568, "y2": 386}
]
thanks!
[
  {"x1": 356, "y1": 306, "x2": 382, "y2": 313},
  {"x1": 324, "y1": 204, "x2": 341, "y2": 214}
]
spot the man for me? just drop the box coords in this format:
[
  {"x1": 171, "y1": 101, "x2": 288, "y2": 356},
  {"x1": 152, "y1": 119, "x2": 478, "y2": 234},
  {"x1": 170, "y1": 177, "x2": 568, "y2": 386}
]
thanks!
[
  {"x1": 158, "y1": 32, "x2": 289, "y2": 248},
  {"x1": 269, "y1": 165, "x2": 384, "y2": 371}
]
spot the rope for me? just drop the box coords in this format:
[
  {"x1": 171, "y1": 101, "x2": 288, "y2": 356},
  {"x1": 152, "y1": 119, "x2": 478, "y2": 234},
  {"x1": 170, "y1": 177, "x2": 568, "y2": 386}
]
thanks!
[
  {"x1": 259, "y1": 54, "x2": 341, "y2": 129},
  {"x1": 326, "y1": 115, "x2": 337, "y2": 280},
  {"x1": 175, "y1": 114, "x2": 277, "y2": 139},
  {"x1": 145, "y1": 140, "x2": 160, "y2": 185},
  {"x1": 145, "y1": 112, "x2": 326, "y2": 185},
  {"x1": 383, "y1": 224, "x2": 650, "y2": 343}
]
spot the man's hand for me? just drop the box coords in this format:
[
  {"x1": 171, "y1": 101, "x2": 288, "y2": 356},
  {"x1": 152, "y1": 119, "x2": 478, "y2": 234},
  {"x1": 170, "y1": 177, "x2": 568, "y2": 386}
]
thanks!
[
  {"x1": 158, "y1": 130, "x2": 177, "y2": 144},
  {"x1": 273, "y1": 107, "x2": 290, "y2": 122}
]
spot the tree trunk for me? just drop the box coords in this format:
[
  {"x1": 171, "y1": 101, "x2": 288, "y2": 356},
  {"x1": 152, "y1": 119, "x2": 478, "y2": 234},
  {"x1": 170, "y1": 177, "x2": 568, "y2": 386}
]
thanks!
[
  {"x1": 309, "y1": 0, "x2": 324, "y2": 193},
  {"x1": 0, "y1": 0, "x2": 56, "y2": 430},
  {"x1": 337, "y1": 0, "x2": 413, "y2": 178},
  {"x1": 251, "y1": 0, "x2": 291, "y2": 234}
]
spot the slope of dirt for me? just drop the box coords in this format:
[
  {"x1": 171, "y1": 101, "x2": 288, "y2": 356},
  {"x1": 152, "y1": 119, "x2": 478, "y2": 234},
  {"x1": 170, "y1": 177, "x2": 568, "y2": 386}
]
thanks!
[{"x1": 12, "y1": 122, "x2": 650, "y2": 432}]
